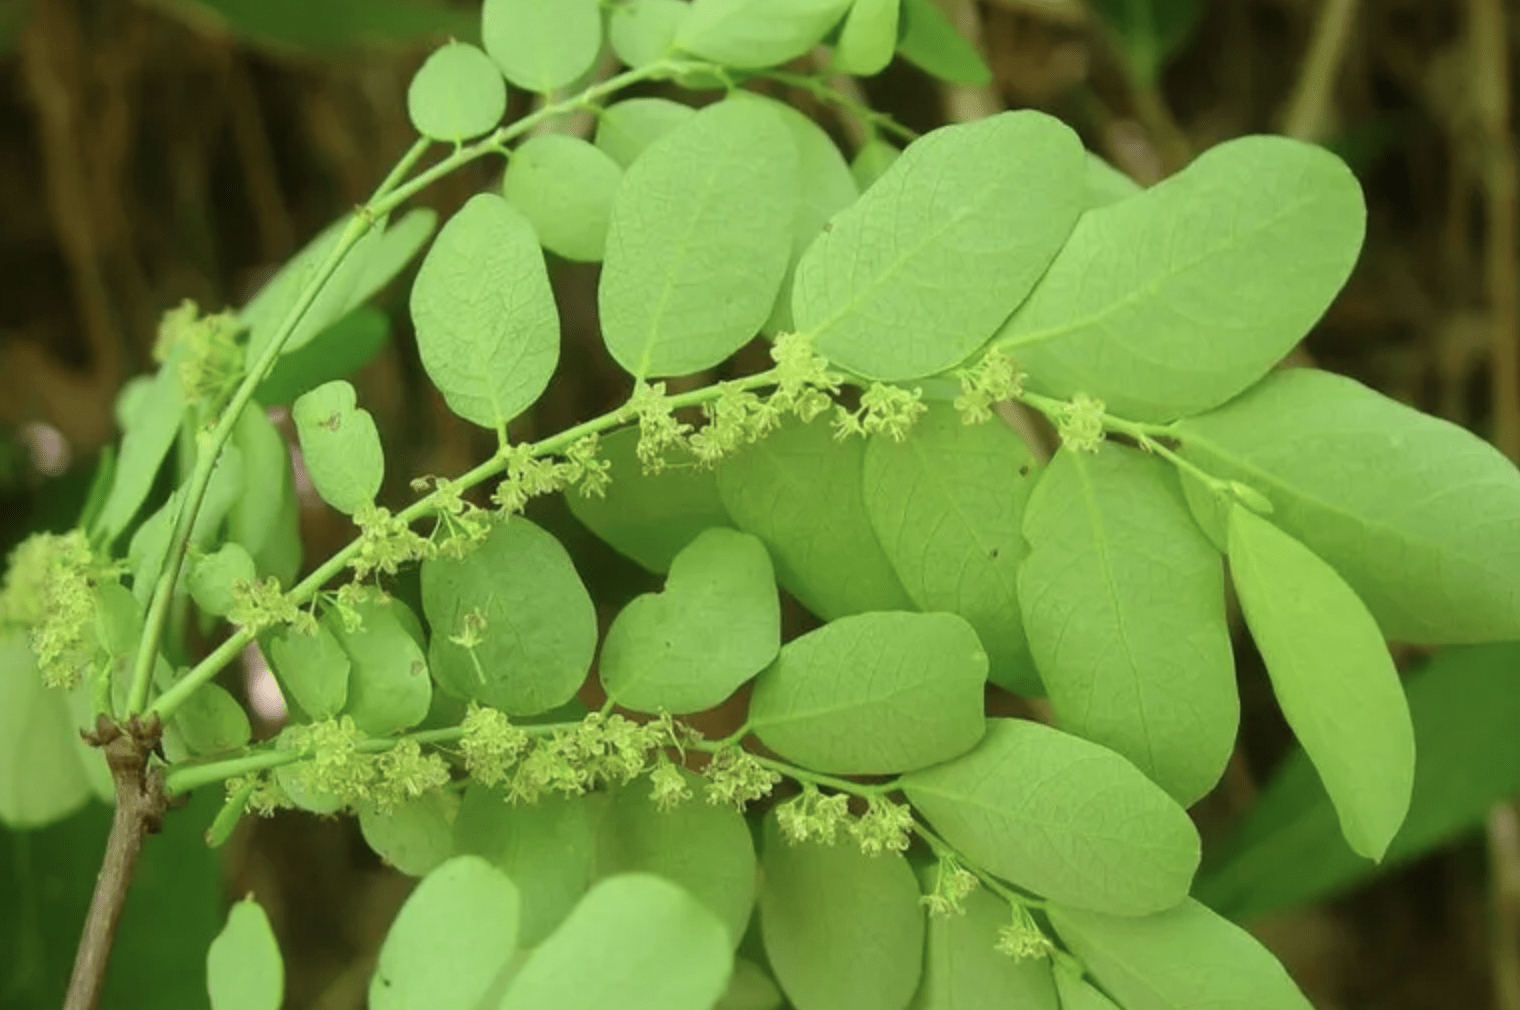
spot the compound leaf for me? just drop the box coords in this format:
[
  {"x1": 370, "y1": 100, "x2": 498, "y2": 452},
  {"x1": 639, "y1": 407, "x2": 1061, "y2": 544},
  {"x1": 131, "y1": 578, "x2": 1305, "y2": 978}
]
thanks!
[
  {"x1": 863, "y1": 404, "x2": 1042, "y2": 695},
  {"x1": 1048, "y1": 899, "x2": 1314, "y2": 1010},
  {"x1": 455, "y1": 787, "x2": 595, "y2": 945},
  {"x1": 595, "y1": 768, "x2": 756, "y2": 945},
  {"x1": 600, "y1": 99, "x2": 796, "y2": 378},
  {"x1": 500, "y1": 874, "x2": 731, "y2": 1010},
  {"x1": 594, "y1": 97, "x2": 695, "y2": 168},
  {"x1": 909, "y1": 874, "x2": 1060, "y2": 1010},
  {"x1": 601, "y1": 528, "x2": 779, "y2": 714},
  {"x1": 421, "y1": 519, "x2": 596, "y2": 716},
  {"x1": 749, "y1": 611, "x2": 987, "y2": 775},
  {"x1": 1018, "y1": 444, "x2": 1236, "y2": 806},
  {"x1": 717, "y1": 415, "x2": 912, "y2": 620},
  {"x1": 1000, "y1": 137, "x2": 1366, "y2": 421},
  {"x1": 292, "y1": 380, "x2": 383, "y2": 515},
  {"x1": 676, "y1": 0, "x2": 852, "y2": 68},
  {"x1": 760, "y1": 814, "x2": 923, "y2": 1010},
  {"x1": 565, "y1": 427, "x2": 733, "y2": 573},
  {"x1": 370, "y1": 855, "x2": 519, "y2": 1010},
  {"x1": 481, "y1": 0, "x2": 601, "y2": 92},
  {"x1": 327, "y1": 597, "x2": 431, "y2": 736},
  {"x1": 1226, "y1": 505, "x2": 1414, "y2": 861},
  {"x1": 837, "y1": 0, "x2": 899, "y2": 76},
  {"x1": 207, "y1": 898, "x2": 282, "y2": 1010},
  {"x1": 902, "y1": 719, "x2": 1200, "y2": 915},
  {"x1": 502, "y1": 134, "x2": 622, "y2": 262},
  {"x1": 410, "y1": 193, "x2": 559, "y2": 432},
  {"x1": 898, "y1": 0, "x2": 991, "y2": 84},
  {"x1": 407, "y1": 41, "x2": 506, "y2": 142},
  {"x1": 1177, "y1": 367, "x2": 1520, "y2": 643},
  {"x1": 795, "y1": 111, "x2": 1084, "y2": 381},
  {"x1": 360, "y1": 791, "x2": 457, "y2": 878},
  {"x1": 267, "y1": 622, "x2": 350, "y2": 720}
]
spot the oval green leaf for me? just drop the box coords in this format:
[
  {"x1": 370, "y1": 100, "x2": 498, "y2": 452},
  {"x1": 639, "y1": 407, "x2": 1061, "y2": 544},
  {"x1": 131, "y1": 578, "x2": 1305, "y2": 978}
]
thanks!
[
  {"x1": 837, "y1": 0, "x2": 899, "y2": 75},
  {"x1": 1019, "y1": 444, "x2": 1237, "y2": 805},
  {"x1": 188, "y1": 542, "x2": 257, "y2": 618},
  {"x1": 795, "y1": 111, "x2": 1084, "y2": 381},
  {"x1": 594, "y1": 97, "x2": 695, "y2": 168},
  {"x1": 327, "y1": 597, "x2": 432, "y2": 736},
  {"x1": 759, "y1": 814, "x2": 924, "y2": 1010},
  {"x1": 1000, "y1": 136, "x2": 1366, "y2": 421},
  {"x1": 1054, "y1": 972, "x2": 1122, "y2": 1010},
  {"x1": 1048, "y1": 899, "x2": 1314, "y2": 1010},
  {"x1": 360, "y1": 791, "x2": 456, "y2": 878},
  {"x1": 600, "y1": 99, "x2": 797, "y2": 379},
  {"x1": 595, "y1": 768, "x2": 757, "y2": 945},
  {"x1": 863, "y1": 403, "x2": 1043, "y2": 695},
  {"x1": 610, "y1": 0, "x2": 686, "y2": 67},
  {"x1": 242, "y1": 214, "x2": 383, "y2": 365},
  {"x1": 207, "y1": 898, "x2": 283, "y2": 1010},
  {"x1": 407, "y1": 41, "x2": 506, "y2": 143},
  {"x1": 481, "y1": 0, "x2": 601, "y2": 93},
  {"x1": 909, "y1": 878, "x2": 1060, "y2": 1010},
  {"x1": 1177, "y1": 367, "x2": 1520, "y2": 644},
  {"x1": 291, "y1": 379, "x2": 383, "y2": 515},
  {"x1": 718, "y1": 958, "x2": 784, "y2": 1010},
  {"x1": 851, "y1": 137, "x2": 900, "y2": 191},
  {"x1": 601, "y1": 528, "x2": 779, "y2": 714},
  {"x1": 169, "y1": 680, "x2": 252, "y2": 756},
  {"x1": 717, "y1": 415, "x2": 912, "y2": 620},
  {"x1": 226, "y1": 403, "x2": 297, "y2": 584},
  {"x1": 901, "y1": 719, "x2": 1200, "y2": 915},
  {"x1": 0, "y1": 632, "x2": 91, "y2": 829},
  {"x1": 502, "y1": 134, "x2": 622, "y2": 262},
  {"x1": 267, "y1": 622, "x2": 350, "y2": 720},
  {"x1": 676, "y1": 0, "x2": 853, "y2": 68},
  {"x1": 97, "y1": 362, "x2": 184, "y2": 543},
  {"x1": 897, "y1": 0, "x2": 991, "y2": 84},
  {"x1": 421, "y1": 518, "x2": 596, "y2": 716},
  {"x1": 750, "y1": 611, "x2": 987, "y2": 775},
  {"x1": 1226, "y1": 505, "x2": 1414, "y2": 861},
  {"x1": 370, "y1": 855, "x2": 520, "y2": 1010},
  {"x1": 410, "y1": 193, "x2": 559, "y2": 432}
]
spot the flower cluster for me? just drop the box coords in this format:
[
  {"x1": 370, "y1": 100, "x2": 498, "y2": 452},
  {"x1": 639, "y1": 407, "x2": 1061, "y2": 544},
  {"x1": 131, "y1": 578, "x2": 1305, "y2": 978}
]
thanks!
[
  {"x1": 1057, "y1": 392, "x2": 1107, "y2": 452},
  {"x1": 0, "y1": 530, "x2": 105, "y2": 688},
  {"x1": 649, "y1": 758, "x2": 694, "y2": 811},
  {"x1": 154, "y1": 300, "x2": 244, "y2": 412},
  {"x1": 495, "y1": 713, "x2": 675, "y2": 804},
  {"x1": 995, "y1": 904, "x2": 1055, "y2": 960},
  {"x1": 282, "y1": 716, "x2": 450, "y2": 813},
  {"x1": 776, "y1": 785, "x2": 851, "y2": 844},
  {"x1": 458, "y1": 703, "x2": 531, "y2": 787},
  {"x1": 921, "y1": 855, "x2": 981, "y2": 917},
  {"x1": 227, "y1": 576, "x2": 316, "y2": 635},
  {"x1": 350, "y1": 505, "x2": 435, "y2": 581},
  {"x1": 494, "y1": 435, "x2": 611, "y2": 515},
  {"x1": 223, "y1": 772, "x2": 290, "y2": 819},
  {"x1": 703, "y1": 746, "x2": 782, "y2": 809},
  {"x1": 955, "y1": 346, "x2": 1024, "y2": 424},
  {"x1": 833, "y1": 383, "x2": 928, "y2": 442},
  {"x1": 413, "y1": 476, "x2": 493, "y2": 559},
  {"x1": 847, "y1": 796, "x2": 916, "y2": 856}
]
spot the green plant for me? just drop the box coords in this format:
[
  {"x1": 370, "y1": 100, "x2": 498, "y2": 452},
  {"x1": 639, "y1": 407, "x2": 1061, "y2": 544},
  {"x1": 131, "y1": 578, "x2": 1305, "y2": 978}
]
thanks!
[{"x1": 4, "y1": 1, "x2": 1520, "y2": 1008}]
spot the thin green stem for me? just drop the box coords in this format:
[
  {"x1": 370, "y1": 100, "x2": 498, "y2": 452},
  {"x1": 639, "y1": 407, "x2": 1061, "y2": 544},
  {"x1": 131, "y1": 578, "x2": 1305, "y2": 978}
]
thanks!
[{"x1": 754, "y1": 69, "x2": 919, "y2": 143}]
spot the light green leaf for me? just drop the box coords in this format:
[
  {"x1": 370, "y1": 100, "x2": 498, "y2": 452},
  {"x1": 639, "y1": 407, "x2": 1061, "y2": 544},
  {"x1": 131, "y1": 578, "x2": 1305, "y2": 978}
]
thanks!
[
  {"x1": 610, "y1": 0, "x2": 686, "y2": 67},
  {"x1": 999, "y1": 137, "x2": 1366, "y2": 421},
  {"x1": 243, "y1": 214, "x2": 383, "y2": 365},
  {"x1": 594, "y1": 97, "x2": 695, "y2": 168},
  {"x1": 750, "y1": 611, "x2": 986, "y2": 774},
  {"x1": 717, "y1": 415, "x2": 912, "y2": 620},
  {"x1": 1048, "y1": 899, "x2": 1313, "y2": 1010},
  {"x1": 291, "y1": 379, "x2": 383, "y2": 515},
  {"x1": 370, "y1": 855, "x2": 520, "y2": 1010},
  {"x1": 1054, "y1": 972, "x2": 1122, "y2": 1010},
  {"x1": 837, "y1": 0, "x2": 899, "y2": 75},
  {"x1": 1197, "y1": 642, "x2": 1520, "y2": 921},
  {"x1": 850, "y1": 136, "x2": 900, "y2": 191},
  {"x1": 455, "y1": 786, "x2": 595, "y2": 945},
  {"x1": 360, "y1": 790, "x2": 457, "y2": 878},
  {"x1": 207, "y1": 898, "x2": 283, "y2": 1010},
  {"x1": 595, "y1": 768, "x2": 756, "y2": 945},
  {"x1": 411, "y1": 194, "x2": 559, "y2": 432},
  {"x1": 421, "y1": 518, "x2": 596, "y2": 716},
  {"x1": 407, "y1": 41, "x2": 506, "y2": 143},
  {"x1": 676, "y1": 0, "x2": 852, "y2": 68},
  {"x1": 863, "y1": 403, "x2": 1043, "y2": 695},
  {"x1": 726, "y1": 92, "x2": 858, "y2": 336},
  {"x1": 1018, "y1": 444, "x2": 1236, "y2": 805},
  {"x1": 481, "y1": 0, "x2": 601, "y2": 93},
  {"x1": 1226, "y1": 505, "x2": 1414, "y2": 861},
  {"x1": 188, "y1": 542, "x2": 257, "y2": 618},
  {"x1": 328, "y1": 597, "x2": 432, "y2": 736},
  {"x1": 600, "y1": 99, "x2": 796, "y2": 379},
  {"x1": 128, "y1": 445, "x2": 245, "y2": 608},
  {"x1": 501, "y1": 874, "x2": 732, "y2": 1010},
  {"x1": 502, "y1": 134, "x2": 623, "y2": 262},
  {"x1": 565, "y1": 427, "x2": 733, "y2": 573},
  {"x1": 267, "y1": 623, "x2": 349, "y2": 720},
  {"x1": 97, "y1": 361, "x2": 185, "y2": 544},
  {"x1": 602, "y1": 528, "x2": 779, "y2": 714},
  {"x1": 898, "y1": 0, "x2": 991, "y2": 84},
  {"x1": 0, "y1": 632, "x2": 91, "y2": 829},
  {"x1": 795, "y1": 111, "x2": 1084, "y2": 381},
  {"x1": 902, "y1": 719, "x2": 1200, "y2": 915},
  {"x1": 226, "y1": 402, "x2": 293, "y2": 583},
  {"x1": 1089, "y1": 0, "x2": 1204, "y2": 85},
  {"x1": 759, "y1": 813, "x2": 923, "y2": 1010},
  {"x1": 717, "y1": 958, "x2": 784, "y2": 1010},
  {"x1": 273, "y1": 726, "x2": 343, "y2": 815},
  {"x1": 350, "y1": 209, "x2": 439, "y2": 311},
  {"x1": 909, "y1": 876, "x2": 1060, "y2": 1010},
  {"x1": 1177, "y1": 367, "x2": 1520, "y2": 644},
  {"x1": 256, "y1": 306, "x2": 391, "y2": 408},
  {"x1": 1084, "y1": 152, "x2": 1141, "y2": 208},
  {"x1": 168, "y1": 679, "x2": 252, "y2": 756}
]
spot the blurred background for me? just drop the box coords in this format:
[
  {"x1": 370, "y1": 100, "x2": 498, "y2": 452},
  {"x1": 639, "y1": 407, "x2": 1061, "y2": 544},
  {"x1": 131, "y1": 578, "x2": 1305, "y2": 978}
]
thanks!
[{"x1": 2, "y1": 0, "x2": 1519, "y2": 1007}]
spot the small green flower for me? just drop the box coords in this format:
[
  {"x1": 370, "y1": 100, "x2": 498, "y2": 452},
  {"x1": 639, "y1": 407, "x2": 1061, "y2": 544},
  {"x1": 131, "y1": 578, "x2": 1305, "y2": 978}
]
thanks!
[
  {"x1": 228, "y1": 576, "x2": 315, "y2": 635},
  {"x1": 351, "y1": 505, "x2": 434, "y2": 580},
  {"x1": 921, "y1": 856, "x2": 980, "y2": 917},
  {"x1": 649, "y1": 759, "x2": 693, "y2": 812},
  {"x1": 370, "y1": 739, "x2": 451, "y2": 812},
  {"x1": 703, "y1": 747, "x2": 781, "y2": 810},
  {"x1": 834, "y1": 383, "x2": 927, "y2": 442},
  {"x1": 847, "y1": 796, "x2": 916, "y2": 856},
  {"x1": 629, "y1": 382, "x2": 694, "y2": 472},
  {"x1": 995, "y1": 904, "x2": 1054, "y2": 960},
  {"x1": 776, "y1": 785, "x2": 851, "y2": 845},
  {"x1": 1057, "y1": 393, "x2": 1106, "y2": 452},
  {"x1": 0, "y1": 530, "x2": 106, "y2": 688},
  {"x1": 459, "y1": 703, "x2": 530, "y2": 787},
  {"x1": 955, "y1": 346, "x2": 1024, "y2": 424}
]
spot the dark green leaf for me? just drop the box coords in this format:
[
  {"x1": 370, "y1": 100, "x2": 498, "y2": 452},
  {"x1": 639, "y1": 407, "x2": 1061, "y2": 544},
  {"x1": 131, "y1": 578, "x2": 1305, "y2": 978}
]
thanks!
[
  {"x1": 407, "y1": 41, "x2": 506, "y2": 142},
  {"x1": 897, "y1": 0, "x2": 991, "y2": 84},
  {"x1": 717, "y1": 958, "x2": 784, "y2": 1010},
  {"x1": 482, "y1": 0, "x2": 601, "y2": 92},
  {"x1": 292, "y1": 379, "x2": 384, "y2": 515},
  {"x1": 902, "y1": 719, "x2": 1200, "y2": 915},
  {"x1": 502, "y1": 134, "x2": 623, "y2": 262},
  {"x1": 243, "y1": 215, "x2": 383, "y2": 365},
  {"x1": 421, "y1": 518, "x2": 596, "y2": 716},
  {"x1": 1089, "y1": 0, "x2": 1204, "y2": 84},
  {"x1": 1053, "y1": 971, "x2": 1122, "y2": 1010},
  {"x1": 795, "y1": 111, "x2": 1084, "y2": 380},
  {"x1": 168, "y1": 679, "x2": 252, "y2": 756},
  {"x1": 837, "y1": 0, "x2": 899, "y2": 75},
  {"x1": 188, "y1": 542, "x2": 257, "y2": 617},
  {"x1": 267, "y1": 622, "x2": 350, "y2": 720},
  {"x1": 96, "y1": 362, "x2": 184, "y2": 543},
  {"x1": 255, "y1": 306, "x2": 391, "y2": 407},
  {"x1": 676, "y1": 0, "x2": 853, "y2": 68},
  {"x1": 207, "y1": 898, "x2": 283, "y2": 1010},
  {"x1": 226, "y1": 403, "x2": 297, "y2": 584}
]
